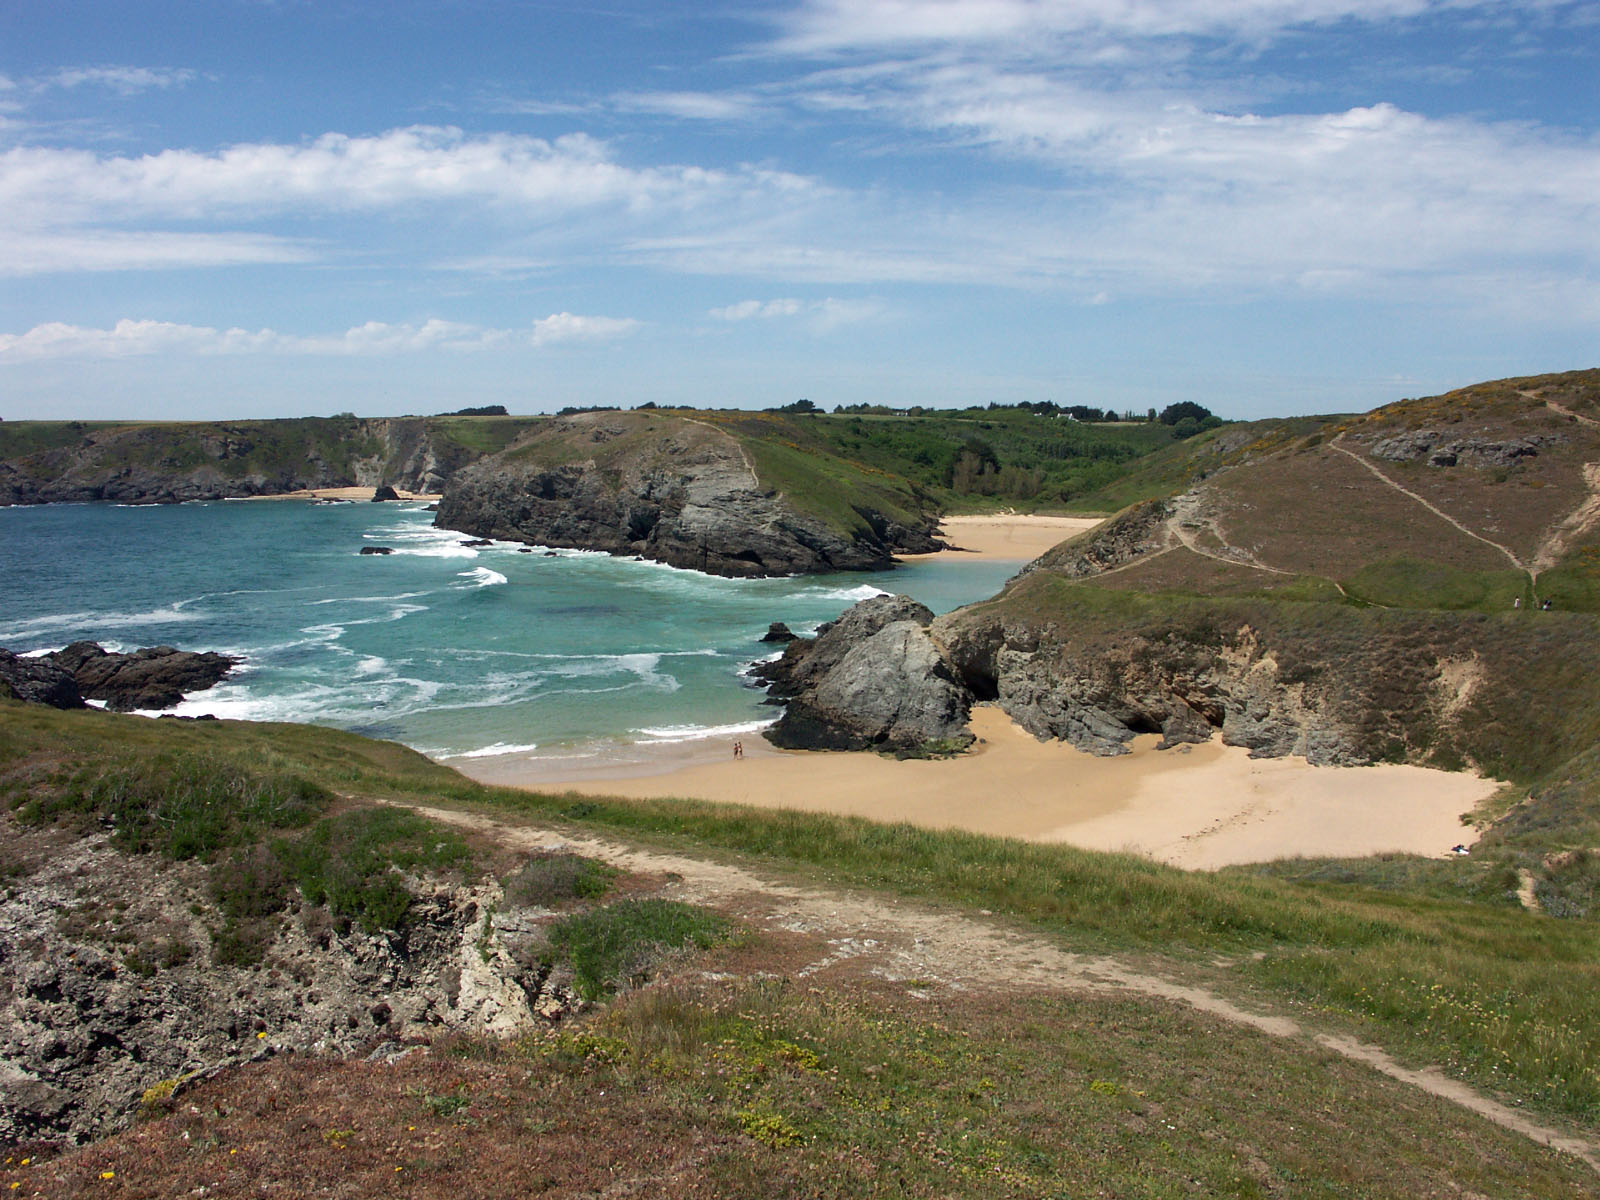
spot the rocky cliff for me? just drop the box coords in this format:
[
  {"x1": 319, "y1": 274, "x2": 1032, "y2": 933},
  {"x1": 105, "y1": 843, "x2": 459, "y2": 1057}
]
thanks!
[
  {"x1": 435, "y1": 411, "x2": 943, "y2": 578},
  {"x1": 0, "y1": 415, "x2": 540, "y2": 505},
  {"x1": 0, "y1": 812, "x2": 578, "y2": 1146}
]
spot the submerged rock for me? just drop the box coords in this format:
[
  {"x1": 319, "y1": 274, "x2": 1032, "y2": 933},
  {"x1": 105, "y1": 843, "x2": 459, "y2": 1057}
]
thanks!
[{"x1": 359, "y1": 545, "x2": 394, "y2": 555}]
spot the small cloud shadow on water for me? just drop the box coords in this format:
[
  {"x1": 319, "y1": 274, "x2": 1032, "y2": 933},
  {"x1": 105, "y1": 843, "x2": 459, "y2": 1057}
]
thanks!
[
  {"x1": 348, "y1": 721, "x2": 408, "y2": 740},
  {"x1": 543, "y1": 605, "x2": 627, "y2": 618}
]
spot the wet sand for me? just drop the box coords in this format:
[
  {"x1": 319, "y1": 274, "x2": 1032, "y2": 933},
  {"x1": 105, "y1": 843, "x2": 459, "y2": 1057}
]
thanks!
[
  {"x1": 454, "y1": 707, "x2": 1494, "y2": 870},
  {"x1": 900, "y1": 513, "x2": 1103, "y2": 563}
]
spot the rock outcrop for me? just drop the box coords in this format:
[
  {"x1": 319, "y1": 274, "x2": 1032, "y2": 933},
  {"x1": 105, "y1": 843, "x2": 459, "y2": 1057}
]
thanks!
[
  {"x1": 46, "y1": 642, "x2": 238, "y2": 712},
  {"x1": 1367, "y1": 430, "x2": 1559, "y2": 468},
  {"x1": 758, "y1": 595, "x2": 975, "y2": 754},
  {"x1": 0, "y1": 651, "x2": 85, "y2": 709},
  {"x1": 0, "y1": 817, "x2": 579, "y2": 1146},
  {"x1": 0, "y1": 416, "x2": 518, "y2": 506},
  {"x1": 435, "y1": 412, "x2": 942, "y2": 578}
]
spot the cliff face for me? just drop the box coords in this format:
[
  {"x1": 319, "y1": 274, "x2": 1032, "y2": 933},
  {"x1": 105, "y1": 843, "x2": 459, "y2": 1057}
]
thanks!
[
  {"x1": 435, "y1": 411, "x2": 942, "y2": 578},
  {"x1": 0, "y1": 416, "x2": 534, "y2": 505},
  {"x1": 770, "y1": 370, "x2": 1600, "y2": 774}
]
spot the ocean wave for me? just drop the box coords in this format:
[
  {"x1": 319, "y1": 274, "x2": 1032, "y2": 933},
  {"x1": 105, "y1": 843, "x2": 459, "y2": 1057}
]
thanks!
[
  {"x1": 633, "y1": 717, "x2": 778, "y2": 743},
  {"x1": 799, "y1": 583, "x2": 891, "y2": 604},
  {"x1": 366, "y1": 525, "x2": 482, "y2": 559},
  {"x1": 437, "y1": 741, "x2": 541, "y2": 760},
  {"x1": 457, "y1": 567, "x2": 508, "y2": 588},
  {"x1": 307, "y1": 590, "x2": 433, "y2": 606},
  {"x1": 0, "y1": 603, "x2": 203, "y2": 644}
]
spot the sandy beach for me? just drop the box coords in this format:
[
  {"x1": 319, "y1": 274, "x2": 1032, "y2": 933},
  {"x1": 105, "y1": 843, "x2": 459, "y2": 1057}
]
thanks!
[
  {"x1": 248, "y1": 486, "x2": 442, "y2": 502},
  {"x1": 900, "y1": 513, "x2": 1103, "y2": 563},
  {"x1": 455, "y1": 706, "x2": 1494, "y2": 870}
]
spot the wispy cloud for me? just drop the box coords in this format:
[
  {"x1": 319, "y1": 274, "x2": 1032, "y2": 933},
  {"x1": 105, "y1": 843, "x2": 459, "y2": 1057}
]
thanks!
[
  {"x1": 709, "y1": 298, "x2": 805, "y2": 320},
  {"x1": 611, "y1": 91, "x2": 766, "y2": 121},
  {"x1": 0, "y1": 230, "x2": 314, "y2": 276},
  {"x1": 0, "y1": 125, "x2": 820, "y2": 276},
  {"x1": 708, "y1": 296, "x2": 885, "y2": 332},
  {"x1": 774, "y1": 0, "x2": 1574, "y2": 52},
  {"x1": 0, "y1": 314, "x2": 640, "y2": 362},
  {"x1": 47, "y1": 66, "x2": 198, "y2": 94}
]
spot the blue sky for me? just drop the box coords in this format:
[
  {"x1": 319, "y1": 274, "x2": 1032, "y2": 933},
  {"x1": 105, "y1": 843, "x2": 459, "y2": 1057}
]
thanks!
[{"x1": 1, "y1": 0, "x2": 1596, "y2": 421}]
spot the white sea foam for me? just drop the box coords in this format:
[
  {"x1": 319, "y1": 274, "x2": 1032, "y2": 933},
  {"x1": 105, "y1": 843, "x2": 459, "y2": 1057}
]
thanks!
[
  {"x1": 0, "y1": 603, "x2": 202, "y2": 643},
  {"x1": 802, "y1": 583, "x2": 891, "y2": 604},
  {"x1": 457, "y1": 567, "x2": 508, "y2": 588},
  {"x1": 439, "y1": 741, "x2": 541, "y2": 760},
  {"x1": 633, "y1": 717, "x2": 778, "y2": 743}
]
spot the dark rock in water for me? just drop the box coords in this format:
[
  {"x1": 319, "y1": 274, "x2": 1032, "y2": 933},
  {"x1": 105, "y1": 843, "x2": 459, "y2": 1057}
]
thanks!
[
  {"x1": 460, "y1": 538, "x2": 494, "y2": 547},
  {"x1": 0, "y1": 650, "x2": 85, "y2": 709},
  {"x1": 518, "y1": 547, "x2": 534, "y2": 553},
  {"x1": 543, "y1": 550, "x2": 558, "y2": 557},
  {"x1": 424, "y1": 503, "x2": 439, "y2": 512},
  {"x1": 759, "y1": 595, "x2": 973, "y2": 755},
  {"x1": 48, "y1": 642, "x2": 239, "y2": 712},
  {"x1": 760, "y1": 622, "x2": 797, "y2": 643},
  {"x1": 359, "y1": 546, "x2": 394, "y2": 555},
  {"x1": 372, "y1": 485, "x2": 401, "y2": 502}
]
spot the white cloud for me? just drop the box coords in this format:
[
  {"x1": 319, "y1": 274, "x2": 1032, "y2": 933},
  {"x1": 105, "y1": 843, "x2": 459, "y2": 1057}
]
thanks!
[
  {"x1": 0, "y1": 315, "x2": 640, "y2": 362},
  {"x1": 530, "y1": 313, "x2": 641, "y2": 346},
  {"x1": 709, "y1": 298, "x2": 805, "y2": 320},
  {"x1": 0, "y1": 126, "x2": 812, "y2": 224},
  {"x1": 707, "y1": 296, "x2": 885, "y2": 332},
  {"x1": 611, "y1": 91, "x2": 765, "y2": 121},
  {"x1": 775, "y1": 0, "x2": 1571, "y2": 52},
  {"x1": 48, "y1": 66, "x2": 197, "y2": 93},
  {"x1": 0, "y1": 230, "x2": 314, "y2": 276}
]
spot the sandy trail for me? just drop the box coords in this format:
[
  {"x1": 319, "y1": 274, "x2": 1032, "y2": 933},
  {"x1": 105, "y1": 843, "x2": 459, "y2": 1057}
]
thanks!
[{"x1": 403, "y1": 799, "x2": 1600, "y2": 1173}]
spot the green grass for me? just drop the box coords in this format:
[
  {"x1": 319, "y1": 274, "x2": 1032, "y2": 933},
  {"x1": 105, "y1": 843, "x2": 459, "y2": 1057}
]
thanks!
[
  {"x1": 1343, "y1": 558, "x2": 1532, "y2": 611},
  {"x1": 545, "y1": 898, "x2": 728, "y2": 1000},
  {"x1": 4, "y1": 698, "x2": 1598, "y2": 1123},
  {"x1": 0, "y1": 702, "x2": 476, "y2": 963},
  {"x1": 503, "y1": 850, "x2": 616, "y2": 907}
]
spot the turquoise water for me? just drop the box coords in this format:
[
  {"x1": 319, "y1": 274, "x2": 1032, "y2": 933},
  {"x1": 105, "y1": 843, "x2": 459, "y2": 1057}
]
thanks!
[{"x1": 0, "y1": 501, "x2": 1020, "y2": 763}]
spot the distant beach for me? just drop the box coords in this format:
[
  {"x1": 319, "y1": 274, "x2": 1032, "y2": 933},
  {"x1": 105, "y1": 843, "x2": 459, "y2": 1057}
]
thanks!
[
  {"x1": 245, "y1": 486, "x2": 441, "y2": 502},
  {"x1": 900, "y1": 513, "x2": 1102, "y2": 562},
  {"x1": 457, "y1": 705, "x2": 1494, "y2": 870}
]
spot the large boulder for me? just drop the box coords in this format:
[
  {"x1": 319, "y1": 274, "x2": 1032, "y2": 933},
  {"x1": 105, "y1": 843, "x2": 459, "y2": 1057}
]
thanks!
[
  {"x1": 0, "y1": 650, "x2": 85, "y2": 709},
  {"x1": 760, "y1": 595, "x2": 974, "y2": 755}
]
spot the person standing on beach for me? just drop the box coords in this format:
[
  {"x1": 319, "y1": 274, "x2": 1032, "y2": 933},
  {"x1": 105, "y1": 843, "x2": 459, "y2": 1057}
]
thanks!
[{"x1": 733, "y1": 739, "x2": 743, "y2": 759}]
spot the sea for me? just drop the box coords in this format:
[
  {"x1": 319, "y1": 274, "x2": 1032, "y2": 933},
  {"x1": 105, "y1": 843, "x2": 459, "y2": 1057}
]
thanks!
[{"x1": 0, "y1": 500, "x2": 1020, "y2": 771}]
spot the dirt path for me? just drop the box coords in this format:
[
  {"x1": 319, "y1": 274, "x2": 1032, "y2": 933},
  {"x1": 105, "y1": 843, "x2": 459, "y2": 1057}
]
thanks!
[
  {"x1": 408, "y1": 801, "x2": 1600, "y2": 1173},
  {"x1": 1330, "y1": 435, "x2": 1532, "y2": 577}
]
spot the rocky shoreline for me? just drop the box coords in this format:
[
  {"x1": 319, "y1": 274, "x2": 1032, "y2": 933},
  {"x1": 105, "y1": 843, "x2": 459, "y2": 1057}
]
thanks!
[{"x1": 0, "y1": 642, "x2": 237, "y2": 712}]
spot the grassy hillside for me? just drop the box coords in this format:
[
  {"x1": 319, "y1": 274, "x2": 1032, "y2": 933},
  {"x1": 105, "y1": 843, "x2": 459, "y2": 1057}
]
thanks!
[
  {"x1": 701, "y1": 405, "x2": 1174, "y2": 511},
  {"x1": 4, "y1": 699, "x2": 1596, "y2": 1135}
]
